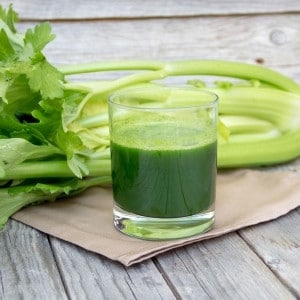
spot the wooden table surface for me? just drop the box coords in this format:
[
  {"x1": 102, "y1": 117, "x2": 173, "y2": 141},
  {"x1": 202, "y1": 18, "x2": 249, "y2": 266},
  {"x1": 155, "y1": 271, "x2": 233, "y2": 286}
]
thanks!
[{"x1": 1, "y1": 1, "x2": 300, "y2": 299}]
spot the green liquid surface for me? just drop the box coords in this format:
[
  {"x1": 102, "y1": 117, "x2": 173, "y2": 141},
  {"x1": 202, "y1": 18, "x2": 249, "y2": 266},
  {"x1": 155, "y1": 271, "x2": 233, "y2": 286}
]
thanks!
[{"x1": 111, "y1": 123, "x2": 217, "y2": 218}]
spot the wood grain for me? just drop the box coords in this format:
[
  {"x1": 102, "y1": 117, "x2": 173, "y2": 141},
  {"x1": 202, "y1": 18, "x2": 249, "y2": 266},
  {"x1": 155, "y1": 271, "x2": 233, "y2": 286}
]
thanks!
[
  {"x1": 3, "y1": 0, "x2": 300, "y2": 20},
  {"x1": 239, "y1": 207, "x2": 300, "y2": 298},
  {"x1": 155, "y1": 233, "x2": 295, "y2": 299},
  {"x1": 15, "y1": 14, "x2": 300, "y2": 83},
  {"x1": 0, "y1": 220, "x2": 67, "y2": 299},
  {"x1": 49, "y1": 236, "x2": 176, "y2": 299}
]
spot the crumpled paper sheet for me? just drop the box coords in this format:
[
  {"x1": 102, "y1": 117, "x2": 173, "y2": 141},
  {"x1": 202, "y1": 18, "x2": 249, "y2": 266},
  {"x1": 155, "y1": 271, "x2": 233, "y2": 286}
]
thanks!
[{"x1": 12, "y1": 169, "x2": 300, "y2": 266}]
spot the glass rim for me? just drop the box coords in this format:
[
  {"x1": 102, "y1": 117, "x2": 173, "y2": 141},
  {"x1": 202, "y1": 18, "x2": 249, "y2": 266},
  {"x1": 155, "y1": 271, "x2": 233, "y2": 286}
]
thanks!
[{"x1": 108, "y1": 86, "x2": 218, "y2": 111}]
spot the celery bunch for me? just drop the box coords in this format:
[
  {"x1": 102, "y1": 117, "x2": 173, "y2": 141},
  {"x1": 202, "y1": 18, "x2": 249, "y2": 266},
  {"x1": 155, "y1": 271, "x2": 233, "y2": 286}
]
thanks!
[{"x1": 1, "y1": 4, "x2": 300, "y2": 228}]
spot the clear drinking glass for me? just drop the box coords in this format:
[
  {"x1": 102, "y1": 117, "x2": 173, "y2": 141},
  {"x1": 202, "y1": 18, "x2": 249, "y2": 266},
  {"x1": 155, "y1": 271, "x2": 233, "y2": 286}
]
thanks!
[{"x1": 108, "y1": 86, "x2": 218, "y2": 240}]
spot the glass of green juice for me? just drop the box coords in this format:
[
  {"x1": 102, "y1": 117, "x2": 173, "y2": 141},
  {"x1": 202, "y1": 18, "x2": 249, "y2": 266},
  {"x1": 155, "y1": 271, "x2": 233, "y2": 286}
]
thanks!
[{"x1": 108, "y1": 86, "x2": 218, "y2": 240}]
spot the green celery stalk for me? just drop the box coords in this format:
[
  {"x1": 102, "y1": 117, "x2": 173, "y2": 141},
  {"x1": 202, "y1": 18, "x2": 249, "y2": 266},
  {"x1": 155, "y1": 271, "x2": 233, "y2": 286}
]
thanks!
[
  {"x1": 219, "y1": 116, "x2": 276, "y2": 135},
  {"x1": 164, "y1": 60, "x2": 300, "y2": 93},
  {"x1": 1, "y1": 159, "x2": 111, "y2": 180},
  {"x1": 218, "y1": 129, "x2": 300, "y2": 167},
  {"x1": 212, "y1": 86, "x2": 300, "y2": 131},
  {"x1": 60, "y1": 59, "x2": 300, "y2": 93}
]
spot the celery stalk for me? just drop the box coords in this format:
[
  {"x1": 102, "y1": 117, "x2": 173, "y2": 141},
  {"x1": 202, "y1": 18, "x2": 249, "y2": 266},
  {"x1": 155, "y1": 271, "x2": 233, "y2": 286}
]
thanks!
[
  {"x1": 211, "y1": 87, "x2": 300, "y2": 131},
  {"x1": 164, "y1": 60, "x2": 300, "y2": 93},
  {"x1": 60, "y1": 59, "x2": 300, "y2": 93},
  {"x1": 2, "y1": 159, "x2": 111, "y2": 180},
  {"x1": 218, "y1": 129, "x2": 300, "y2": 167}
]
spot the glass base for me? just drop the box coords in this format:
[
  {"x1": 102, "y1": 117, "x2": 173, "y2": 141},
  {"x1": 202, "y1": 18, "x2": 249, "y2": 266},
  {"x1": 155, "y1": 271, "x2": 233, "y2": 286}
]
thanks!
[{"x1": 113, "y1": 205, "x2": 215, "y2": 240}]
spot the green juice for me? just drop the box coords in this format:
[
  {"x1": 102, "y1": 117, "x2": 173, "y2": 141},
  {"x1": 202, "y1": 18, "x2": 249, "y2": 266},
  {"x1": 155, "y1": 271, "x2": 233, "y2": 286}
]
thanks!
[{"x1": 111, "y1": 123, "x2": 217, "y2": 218}]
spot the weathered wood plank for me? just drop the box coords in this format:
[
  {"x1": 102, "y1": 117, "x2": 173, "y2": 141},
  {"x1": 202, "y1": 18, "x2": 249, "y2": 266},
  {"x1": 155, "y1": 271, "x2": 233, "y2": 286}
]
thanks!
[
  {"x1": 239, "y1": 207, "x2": 300, "y2": 298},
  {"x1": 16, "y1": 14, "x2": 300, "y2": 82},
  {"x1": 155, "y1": 232, "x2": 295, "y2": 299},
  {"x1": 0, "y1": 220, "x2": 67, "y2": 300},
  {"x1": 49, "y1": 236, "x2": 176, "y2": 299},
  {"x1": 3, "y1": 0, "x2": 300, "y2": 20}
]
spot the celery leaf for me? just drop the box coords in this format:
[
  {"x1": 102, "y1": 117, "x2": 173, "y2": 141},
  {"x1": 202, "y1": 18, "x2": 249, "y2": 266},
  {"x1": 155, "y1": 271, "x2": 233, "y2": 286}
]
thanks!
[
  {"x1": 0, "y1": 177, "x2": 105, "y2": 229},
  {"x1": 0, "y1": 4, "x2": 18, "y2": 33},
  {"x1": 0, "y1": 28, "x2": 15, "y2": 61},
  {"x1": 24, "y1": 22, "x2": 55, "y2": 53},
  {"x1": 27, "y1": 56, "x2": 64, "y2": 99}
]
